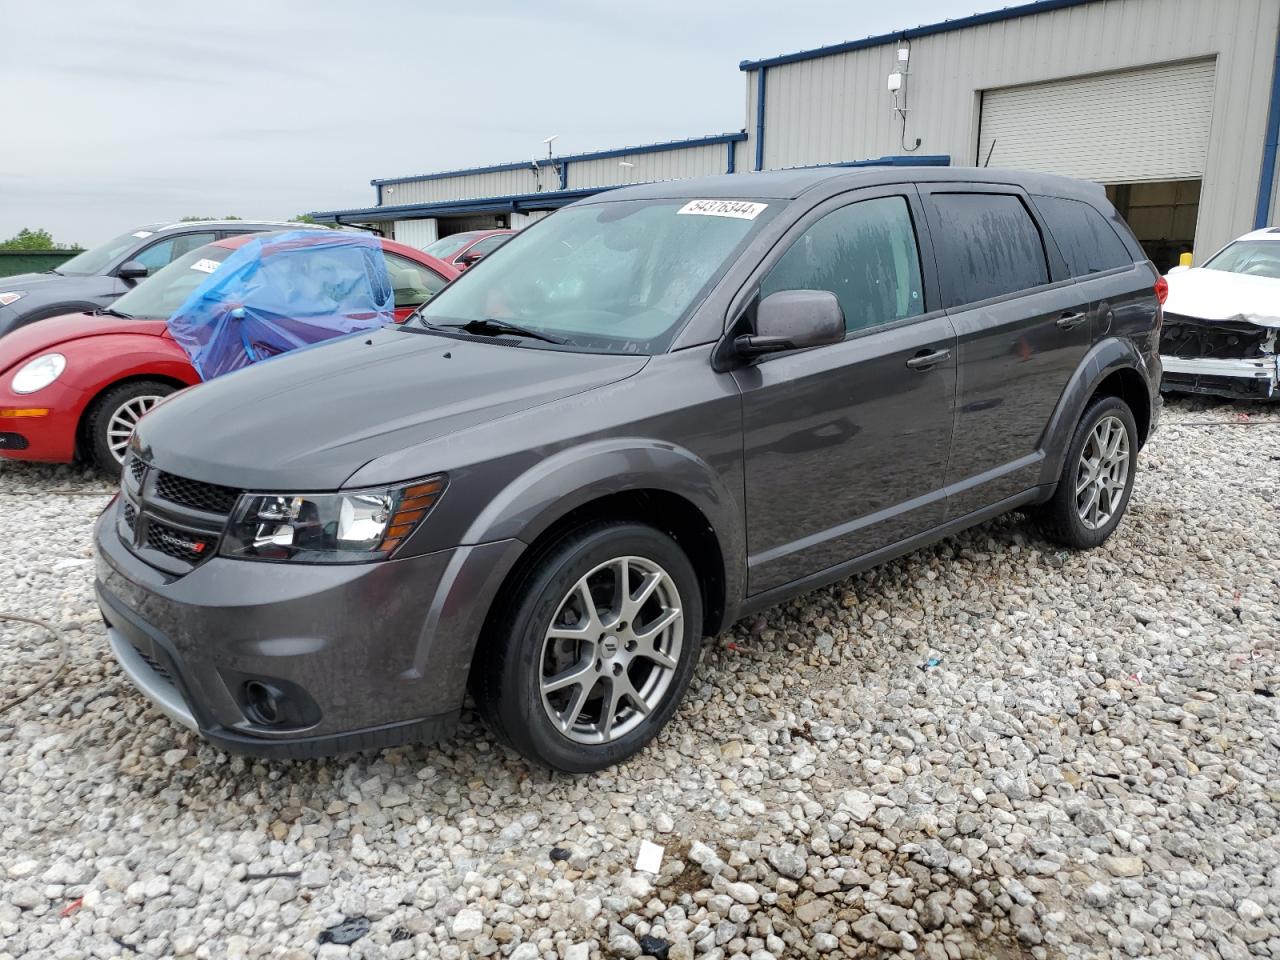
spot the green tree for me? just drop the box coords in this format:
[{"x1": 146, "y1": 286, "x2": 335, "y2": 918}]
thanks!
[
  {"x1": 0, "y1": 227, "x2": 60, "y2": 251},
  {"x1": 289, "y1": 214, "x2": 319, "y2": 224}
]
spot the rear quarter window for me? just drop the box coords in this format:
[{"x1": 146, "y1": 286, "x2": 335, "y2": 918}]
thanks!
[
  {"x1": 1033, "y1": 195, "x2": 1133, "y2": 277},
  {"x1": 929, "y1": 193, "x2": 1049, "y2": 307}
]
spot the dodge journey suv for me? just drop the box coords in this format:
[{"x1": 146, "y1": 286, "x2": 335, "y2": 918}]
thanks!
[{"x1": 94, "y1": 168, "x2": 1163, "y2": 772}]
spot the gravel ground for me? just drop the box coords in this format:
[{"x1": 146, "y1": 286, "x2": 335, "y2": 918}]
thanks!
[{"x1": 1, "y1": 397, "x2": 1277, "y2": 960}]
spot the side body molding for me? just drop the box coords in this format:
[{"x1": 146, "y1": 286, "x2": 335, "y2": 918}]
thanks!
[{"x1": 1035, "y1": 336, "x2": 1155, "y2": 490}]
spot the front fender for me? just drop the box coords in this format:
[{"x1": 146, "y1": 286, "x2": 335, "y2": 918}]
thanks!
[
  {"x1": 460, "y1": 436, "x2": 747, "y2": 621},
  {"x1": 1036, "y1": 336, "x2": 1155, "y2": 488}
]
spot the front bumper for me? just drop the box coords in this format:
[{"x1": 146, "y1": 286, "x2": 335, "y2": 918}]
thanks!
[
  {"x1": 94, "y1": 500, "x2": 524, "y2": 758},
  {"x1": 1160, "y1": 355, "x2": 1279, "y2": 400},
  {"x1": 0, "y1": 380, "x2": 84, "y2": 462}
]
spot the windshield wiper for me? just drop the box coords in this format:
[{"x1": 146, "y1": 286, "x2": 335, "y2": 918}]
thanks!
[
  {"x1": 444, "y1": 317, "x2": 565, "y2": 345},
  {"x1": 96, "y1": 306, "x2": 135, "y2": 320}
]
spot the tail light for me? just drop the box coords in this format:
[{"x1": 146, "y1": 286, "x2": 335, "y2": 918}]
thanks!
[{"x1": 1154, "y1": 276, "x2": 1169, "y2": 305}]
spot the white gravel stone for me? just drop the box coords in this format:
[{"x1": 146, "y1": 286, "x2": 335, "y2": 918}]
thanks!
[{"x1": 0, "y1": 399, "x2": 1276, "y2": 960}]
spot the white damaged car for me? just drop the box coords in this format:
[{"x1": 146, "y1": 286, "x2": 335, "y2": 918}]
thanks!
[{"x1": 1160, "y1": 227, "x2": 1280, "y2": 400}]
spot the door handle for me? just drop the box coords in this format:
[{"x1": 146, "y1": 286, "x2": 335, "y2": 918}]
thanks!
[
  {"x1": 1056, "y1": 311, "x2": 1088, "y2": 330},
  {"x1": 905, "y1": 348, "x2": 951, "y2": 370}
]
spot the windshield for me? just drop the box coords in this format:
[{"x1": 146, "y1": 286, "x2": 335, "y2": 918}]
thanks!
[
  {"x1": 416, "y1": 199, "x2": 776, "y2": 353},
  {"x1": 422, "y1": 233, "x2": 479, "y2": 260},
  {"x1": 56, "y1": 228, "x2": 158, "y2": 276},
  {"x1": 1204, "y1": 240, "x2": 1280, "y2": 280},
  {"x1": 111, "y1": 244, "x2": 232, "y2": 319}
]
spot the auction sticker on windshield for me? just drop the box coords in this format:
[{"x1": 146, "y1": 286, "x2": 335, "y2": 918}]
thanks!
[
  {"x1": 677, "y1": 200, "x2": 767, "y2": 220},
  {"x1": 190, "y1": 259, "x2": 221, "y2": 274}
]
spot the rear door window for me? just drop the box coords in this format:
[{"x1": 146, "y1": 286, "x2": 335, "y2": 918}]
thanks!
[
  {"x1": 1033, "y1": 195, "x2": 1133, "y2": 276},
  {"x1": 760, "y1": 195, "x2": 925, "y2": 334},
  {"x1": 929, "y1": 193, "x2": 1049, "y2": 307},
  {"x1": 134, "y1": 232, "x2": 217, "y2": 276}
]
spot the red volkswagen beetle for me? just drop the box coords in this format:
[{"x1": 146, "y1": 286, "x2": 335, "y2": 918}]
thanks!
[{"x1": 0, "y1": 232, "x2": 457, "y2": 470}]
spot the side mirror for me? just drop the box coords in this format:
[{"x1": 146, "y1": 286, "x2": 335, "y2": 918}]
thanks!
[
  {"x1": 1166, "y1": 264, "x2": 1191, "y2": 276},
  {"x1": 735, "y1": 290, "x2": 845, "y2": 359},
  {"x1": 457, "y1": 251, "x2": 482, "y2": 267},
  {"x1": 117, "y1": 260, "x2": 149, "y2": 281}
]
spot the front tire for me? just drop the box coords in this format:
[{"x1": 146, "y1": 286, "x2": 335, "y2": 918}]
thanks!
[
  {"x1": 1037, "y1": 394, "x2": 1138, "y2": 549},
  {"x1": 86, "y1": 380, "x2": 175, "y2": 473},
  {"x1": 472, "y1": 521, "x2": 703, "y2": 773}
]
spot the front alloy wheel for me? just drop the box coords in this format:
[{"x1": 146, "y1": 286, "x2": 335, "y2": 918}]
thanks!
[
  {"x1": 86, "y1": 379, "x2": 176, "y2": 473},
  {"x1": 472, "y1": 521, "x2": 703, "y2": 772},
  {"x1": 539, "y1": 556, "x2": 683, "y2": 744}
]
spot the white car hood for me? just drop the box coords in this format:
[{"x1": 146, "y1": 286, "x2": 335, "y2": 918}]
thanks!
[{"x1": 1164, "y1": 268, "x2": 1280, "y2": 327}]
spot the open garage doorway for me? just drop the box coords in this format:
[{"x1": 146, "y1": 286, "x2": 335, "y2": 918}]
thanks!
[{"x1": 1106, "y1": 180, "x2": 1200, "y2": 272}]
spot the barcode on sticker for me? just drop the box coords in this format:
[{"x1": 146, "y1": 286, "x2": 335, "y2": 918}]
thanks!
[{"x1": 677, "y1": 200, "x2": 767, "y2": 220}]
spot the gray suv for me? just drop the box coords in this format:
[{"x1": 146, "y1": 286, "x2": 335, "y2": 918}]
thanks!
[{"x1": 94, "y1": 168, "x2": 1163, "y2": 771}]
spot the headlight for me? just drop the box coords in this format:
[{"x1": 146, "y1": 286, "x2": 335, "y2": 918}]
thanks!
[
  {"x1": 220, "y1": 476, "x2": 445, "y2": 563},
  {"x1": 0, "y1": 291, "x2": 25, "y2": 307},
  {"x1": 11, "y1": 353, "x2": 66, "y2": 394}
]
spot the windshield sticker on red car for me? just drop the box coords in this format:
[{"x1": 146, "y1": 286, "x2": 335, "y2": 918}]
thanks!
[
  {"x1": 189, "y1": 258, "x2": 221, "y2": 274},
  {"x1": 132, "y1": 230, "x2": 154, "y2": 239},
  {"x1": 677, "y1": 200, "x2": 768, "y2": 220}
]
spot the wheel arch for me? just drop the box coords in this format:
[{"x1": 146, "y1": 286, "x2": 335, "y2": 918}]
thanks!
[
  {"x1": 1036, "y1": 337, "x2": 1156, "y2": 489},
  {"x1": 461, "y1": 438, "x2": 745, "y2": 641}
]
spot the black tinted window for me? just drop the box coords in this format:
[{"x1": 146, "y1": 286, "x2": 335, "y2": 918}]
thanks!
[
  {"x1": 1034, "y1": 195, "x2": 1132, "y2": 277},
  {"x1": 930, "y1": 193, "x2": 1048, "y2": 307},
  {"x1": 761, "y1": 195, "x2": 924, "y2": 334}
]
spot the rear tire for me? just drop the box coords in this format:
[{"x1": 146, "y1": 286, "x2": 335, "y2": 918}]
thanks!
[
  {"x1": 1037, "y1": 395, "x2": 1138, "y2": 549},
  {"x1": 86, "y1": 380, "x2": 175, "y2": 473},
  {"x1": 471, "y1": 521, "x2": 703, "y2": 773}
]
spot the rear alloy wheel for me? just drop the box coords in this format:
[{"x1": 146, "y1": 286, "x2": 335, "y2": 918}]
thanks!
[
  {"x1": 473, "y1": 522, "x2": 703, "y2": 772},
  {"x1": 86, "y1": 380, "x2": 175, "y2": 472},
  {"x1": 1037, "y1": 394, "x2": 1138, "y2": 549}
]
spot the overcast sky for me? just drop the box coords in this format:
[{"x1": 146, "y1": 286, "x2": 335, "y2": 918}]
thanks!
[{"x1": 2, "y1": 0, "x2": 982, "y2": 247}]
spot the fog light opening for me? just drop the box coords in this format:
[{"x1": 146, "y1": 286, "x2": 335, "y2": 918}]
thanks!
[{"x1": 244, "y1": 680, "x2": 283, "y2": 726}]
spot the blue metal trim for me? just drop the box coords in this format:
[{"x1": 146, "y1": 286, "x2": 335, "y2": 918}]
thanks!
[
  {"x1": 739, "y1": 0, "x2": 1098, "y2": 71},
  {"x1": 754, "y1": 68, "x2": 767, "y2": 171},
  {"x1": 310, "y1": 187, "x2": 608, "y2": 224},
  {"x1": 726, "y1": 140, "x2": 735, "y2": 175},
  {"x1": 370, "y1": 132, "x2": 749, "y2": 187},
  {"x1": 1255, "y1": 19, "x2": 1280, "y2": 228}
]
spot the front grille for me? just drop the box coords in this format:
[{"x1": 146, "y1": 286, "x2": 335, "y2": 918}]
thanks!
[
  {"x1": 146, "y1": 521, "x2": 217, "y2": 564},
  {"x1": 117, "y1": 459, "x2": 240, "y2": 575},
  {"x1": 154, "y1": 473, "x2": 241, "y2": 515}
]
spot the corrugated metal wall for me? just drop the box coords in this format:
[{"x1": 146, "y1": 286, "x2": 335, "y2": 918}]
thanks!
[
  {"x1": 745, "y1": 0, "x2": 1280, "y2": 257},
  {"x1": 382, "y1": 165, "x2": 554, "y2": 205},
  {"x1": 566, "y1": 143, "x2": 727, "y2": 189}
]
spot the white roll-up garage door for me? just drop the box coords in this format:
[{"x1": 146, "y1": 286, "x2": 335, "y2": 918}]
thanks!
[{"x1": 977, "y1": 59, "x2": 1216, "y2": 183}]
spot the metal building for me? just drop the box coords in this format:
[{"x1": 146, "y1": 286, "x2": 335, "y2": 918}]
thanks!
[{"x1": 312, "y1": 0, "x2": 1280, "y2": 269}]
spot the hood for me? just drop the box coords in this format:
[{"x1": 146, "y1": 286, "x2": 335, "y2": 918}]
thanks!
[
  {"x1": 0, "y1": 312, "x2": 166, "y2": 369},
  {"x1": 1164, "y1": 268, "x2": 1280, "y2": 328},
  {"x1": 0, "y1": 271, "x2": 69, "y2": 291},
  {"x1": 135, "y1": 327, "x2": 648, "y2": 490}
]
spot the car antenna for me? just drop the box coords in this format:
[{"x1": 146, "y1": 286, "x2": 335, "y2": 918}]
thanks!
[{"x1": 983, "y1": 138, "x2": 997, "y2": 168}]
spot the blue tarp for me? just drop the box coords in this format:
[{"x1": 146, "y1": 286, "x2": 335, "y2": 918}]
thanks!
[{"x1": 167, "y1": 231, "x2": 394, "y2": 381}]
